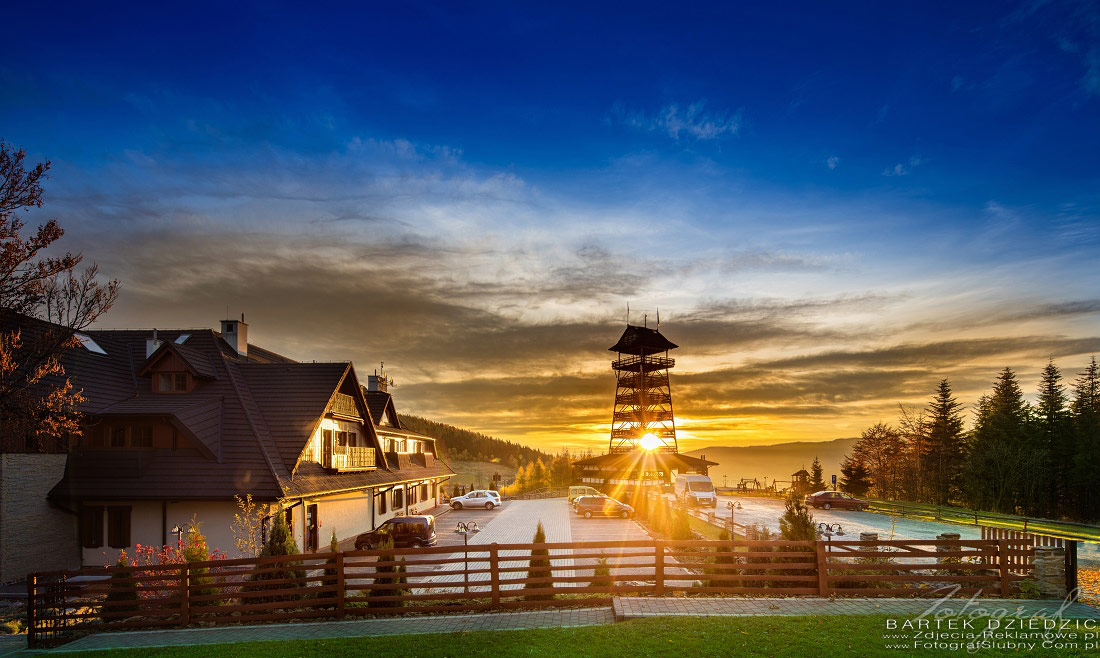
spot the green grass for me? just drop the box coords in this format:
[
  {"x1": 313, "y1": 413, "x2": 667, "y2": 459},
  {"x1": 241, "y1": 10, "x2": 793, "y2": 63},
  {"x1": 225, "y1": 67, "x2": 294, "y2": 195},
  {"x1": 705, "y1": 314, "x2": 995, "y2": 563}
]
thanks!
[
  {"x1": 57, "y1": 615, "x2": 1100, "y2": 657},
  {"x1": 868, "y1": 499, "x2": 1100, "y2": 542}
]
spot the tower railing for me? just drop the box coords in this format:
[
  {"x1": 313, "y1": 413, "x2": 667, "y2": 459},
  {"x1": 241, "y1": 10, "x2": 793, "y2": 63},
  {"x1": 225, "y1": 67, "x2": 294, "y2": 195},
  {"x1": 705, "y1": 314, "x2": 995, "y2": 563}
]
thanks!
[{"x1": 611, "y1": 355, "x2": 675, "y2": 371}]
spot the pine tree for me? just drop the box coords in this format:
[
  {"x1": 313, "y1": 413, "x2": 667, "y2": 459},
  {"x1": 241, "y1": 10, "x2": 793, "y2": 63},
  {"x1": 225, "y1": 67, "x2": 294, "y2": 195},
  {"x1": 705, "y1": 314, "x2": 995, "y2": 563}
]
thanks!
[
  {"x1": 778, "y1": 489, "x2": 817, "y2": 541},
  {"x1": 246, "y1": 512, "x2": 304, "y2": 603},
  {"x1": 1037, "y1": 360, "x2": 1073, "y2": 516},
  {"x1": 706, "y1": 529, "x2": 740, "y2": 589},
  {"x1": 1071, "y1": 358, "x2": 1100, "y2": 520},
  {"x1": 368, "y1": 537, "x2": 402, "y2": 607},
  {"x1": 809, "y1": 456, "x2": 826, "y2": 491},
  {"x1": 962, "y1": 368, "x2": 1042, "y2": 514},
  {"x1": 924, "y1": 379, "x2": 966, "y2": 505},
  {"x1": 524, "y1": 521, "x2": 553, "y2": 600},
  {"x1": 839, "y1": 455, "x2": 872, "y2": 496}
]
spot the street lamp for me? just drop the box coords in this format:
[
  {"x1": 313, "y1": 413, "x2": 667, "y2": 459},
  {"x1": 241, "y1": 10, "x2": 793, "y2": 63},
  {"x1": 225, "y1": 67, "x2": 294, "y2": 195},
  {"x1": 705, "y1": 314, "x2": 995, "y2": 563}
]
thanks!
[
  {"x1": 171, "y1": 523, "x2": 188, "y2": 547},
  {"x1": 817, "y1": 522, "x2": 845, "y2": 553},
  {"x1": 455, "y1": 522, "x2": 480, "y2": 592}
]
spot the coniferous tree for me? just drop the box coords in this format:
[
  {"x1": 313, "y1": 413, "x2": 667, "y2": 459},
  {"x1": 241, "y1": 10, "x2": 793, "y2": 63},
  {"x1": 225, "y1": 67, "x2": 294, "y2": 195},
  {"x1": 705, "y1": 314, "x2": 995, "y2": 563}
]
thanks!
[
  {"x1": 778, "y1": 489, "x2": 817, "y2": 541},
  {"x1": 1071, "y1": 358, "x2": 1100, "y2": 520},
  {"x1": 963, "y1": 368, "x2": 1042, "y2": 514},
  {"x1": 524, "y1": 521, "x2": 553, "y2": 600},
  {"x1": 1036, "y1": 360, "x2": 1073, "y2": 516},
  {"x1": 809, "y1": 457, "x2": 826, "y2": 491},
  {"x1": 924, "y1": 379, "x2": 966, "y2": 505},
  {"x1": 839, "y1": 456, "x2": 872, "y2": 497}
]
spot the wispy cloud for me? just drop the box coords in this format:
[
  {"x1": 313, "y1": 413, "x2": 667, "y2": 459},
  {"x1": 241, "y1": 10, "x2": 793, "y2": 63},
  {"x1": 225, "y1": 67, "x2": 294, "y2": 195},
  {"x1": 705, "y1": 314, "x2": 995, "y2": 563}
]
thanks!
[
  {"x1": 610, "y1": 101, "x2": 742, "y2": 141},
  {"x1": 882, "y1": 154, "x2": 925, "y2": 177},
  {"x1": 826, "y1": 156, "x2": 840, "y2": 170}
]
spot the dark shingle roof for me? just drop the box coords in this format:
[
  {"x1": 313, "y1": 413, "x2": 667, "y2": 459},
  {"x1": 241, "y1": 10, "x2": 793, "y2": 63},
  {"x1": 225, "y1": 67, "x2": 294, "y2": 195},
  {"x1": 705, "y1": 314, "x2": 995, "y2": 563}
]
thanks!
[{"x1": 608, "y1": 324, "x2": 678, "y2": 354}]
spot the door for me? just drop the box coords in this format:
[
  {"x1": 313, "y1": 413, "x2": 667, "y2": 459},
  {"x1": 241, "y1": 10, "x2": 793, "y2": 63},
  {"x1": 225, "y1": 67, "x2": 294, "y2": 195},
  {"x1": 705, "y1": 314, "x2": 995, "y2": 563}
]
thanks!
[{"x1": 305, "y1": 504, "x2": 319, "y2": 552}]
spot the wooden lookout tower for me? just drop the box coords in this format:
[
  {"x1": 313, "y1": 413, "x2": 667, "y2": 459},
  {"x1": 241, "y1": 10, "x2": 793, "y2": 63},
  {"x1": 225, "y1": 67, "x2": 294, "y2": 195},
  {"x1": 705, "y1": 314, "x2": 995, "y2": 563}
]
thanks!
[{"x1": 608, "y1": 324, "x2": 679, "y2": 454}]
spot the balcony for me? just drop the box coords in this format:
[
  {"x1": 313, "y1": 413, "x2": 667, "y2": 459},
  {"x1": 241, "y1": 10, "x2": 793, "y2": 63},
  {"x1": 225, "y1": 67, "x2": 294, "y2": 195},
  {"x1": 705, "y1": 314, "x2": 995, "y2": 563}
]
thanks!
[
  {"x1": 611, "y1": 427, "x2": 676, "y2": 439},
  {"x1": 325, "y1": 445, "x2": 376, "y2": 472},
  {"x1": 613, "y1": 409, "x2": 675, "y2": 423},
  {"x1": 329, "y1": 393, "x2": 361, "y2": 419},
  {"x1": 615, "y1": 392, "x2": 672, "y2": 406},
  {"x1": 612, "y1": 355, "x2": 675, "y2": 372}
]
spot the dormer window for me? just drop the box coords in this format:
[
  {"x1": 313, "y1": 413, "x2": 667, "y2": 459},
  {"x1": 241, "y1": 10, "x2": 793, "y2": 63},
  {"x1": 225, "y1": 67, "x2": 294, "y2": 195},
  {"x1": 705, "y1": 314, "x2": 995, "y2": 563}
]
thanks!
[{"x1": 157, "y1": 372, "x2": 190, "y2": 393}]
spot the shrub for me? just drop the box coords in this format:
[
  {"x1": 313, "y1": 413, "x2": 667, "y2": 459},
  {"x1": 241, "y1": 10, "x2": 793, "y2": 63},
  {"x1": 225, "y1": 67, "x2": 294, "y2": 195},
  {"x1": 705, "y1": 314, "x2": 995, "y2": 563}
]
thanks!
[
  {"x1": 778, "y1": 490, "x2": 816, "y2": 541},
  {"x1": 590, "y1": 557, "x2": 612, "y2": 588},
  {"x1": 244, "y1": 512, "x2": 304, "y2": 605},
  {"x1": 322, "y1": 529, "x2": 340, "y2": 603},
  {"x1": 524, "y1": 521, "x2": 554, "y2": 600},
  {"x1": 670, "y1": 505, "x2": 693, "y2": 541},
  {"x1": 0, "y1": 620, "x2": 20, "y2": 635},
  {"x1": 102, "y1": 554, "x2": 139, "y2": 621},
  {"x1": 368, "y1": 537, "x2": 406, "y2": 607},
  {"x1": 706, "y1": 529, "x2": 741, "y2": 589},
  {"x1": 181, "y1": 517, "x2": 222, "y2": 605}
]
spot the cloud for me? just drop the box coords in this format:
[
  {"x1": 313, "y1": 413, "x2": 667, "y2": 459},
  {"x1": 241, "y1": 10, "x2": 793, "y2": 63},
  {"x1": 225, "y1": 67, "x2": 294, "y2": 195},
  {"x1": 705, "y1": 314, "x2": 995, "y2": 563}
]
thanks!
[
  {"x1": 882, "y1": 154, "x2": 924, "y2": 176},
  {"x1": 610, "y1": 101, "x2": 742, "y2": 141},
  {"x1": 826, "y1": 156, "x2": 840, "y2": 170}
]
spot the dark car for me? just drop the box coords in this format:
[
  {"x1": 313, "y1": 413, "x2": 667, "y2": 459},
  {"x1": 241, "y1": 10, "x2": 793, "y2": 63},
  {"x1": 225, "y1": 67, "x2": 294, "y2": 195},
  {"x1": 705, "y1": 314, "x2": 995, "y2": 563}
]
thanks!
[
  {"x1": 574, "y1": 495, "x2": 633, "y2": 519},
  {"x1": 804, "y1": 491, "x2": 868, "y2": 511},
  {"x1": 354, "y1": 515, "x2": 438, "y2": 549}
]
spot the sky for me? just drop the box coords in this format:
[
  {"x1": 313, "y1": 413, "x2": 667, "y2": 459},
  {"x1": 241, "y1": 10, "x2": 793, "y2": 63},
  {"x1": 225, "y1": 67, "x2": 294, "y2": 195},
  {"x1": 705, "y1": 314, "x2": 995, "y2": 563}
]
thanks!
[{"x1": 3, "y1": 1, "x2": 1100, "y2": 453}]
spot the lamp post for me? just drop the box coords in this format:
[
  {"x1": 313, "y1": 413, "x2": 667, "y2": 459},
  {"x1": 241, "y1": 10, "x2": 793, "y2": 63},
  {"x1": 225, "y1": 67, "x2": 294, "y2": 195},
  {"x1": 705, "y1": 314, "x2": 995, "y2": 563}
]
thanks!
[
  {"x1": 455, "y1": 521, "x2": 479, "y2": 592},
  {"x1": 171, "y1": 524, "x2": 187, "y2": 548},
  {"x1": 816, "y1": 522, "x2": 845, "y2": 553}
]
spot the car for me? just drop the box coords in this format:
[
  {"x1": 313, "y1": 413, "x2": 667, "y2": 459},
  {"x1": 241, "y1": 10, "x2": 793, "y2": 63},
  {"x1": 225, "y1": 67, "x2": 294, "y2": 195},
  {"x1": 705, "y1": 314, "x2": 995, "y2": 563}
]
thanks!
[
  {"x1": 574, "y1": 495, "x2": 633, "y2": 519},
  {"x1": 354, "y1": 515, "x2": 438, "y2": 549},
  {"x1": 804, "y1": 491, "x2": 868, "y2": 511},
  {"x1": 449, "y1": 489, "x2": 502, "y2": 510},
  {"x1": 568, "y1": 485, "x2": 603, "y2": 502}
]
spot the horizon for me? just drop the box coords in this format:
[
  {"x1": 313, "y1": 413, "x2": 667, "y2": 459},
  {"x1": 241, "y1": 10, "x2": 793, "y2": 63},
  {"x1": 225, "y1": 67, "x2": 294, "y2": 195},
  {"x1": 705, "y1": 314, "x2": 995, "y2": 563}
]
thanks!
[{"x1": 3, "y1": 2, "x2": 1100, "y2": 453}]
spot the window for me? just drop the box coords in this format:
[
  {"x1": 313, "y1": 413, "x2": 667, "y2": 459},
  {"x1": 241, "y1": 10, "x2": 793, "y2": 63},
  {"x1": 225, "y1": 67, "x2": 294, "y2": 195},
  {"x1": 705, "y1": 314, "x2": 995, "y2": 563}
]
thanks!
[
  {"x1": 337, "y1": 431, "x2": 348, "y2": 447},
  {"x1": 157, "y1": 372, "x2": 189, "y2": 393},
  {"x1": 409, "y1": 486, "x2": 418, "y2": 505},
  {"x1": 284, "y1": 508, "x2": 293, "y2": 531},
  {"x1": 378, "y1": 491, "x2": 388, "y2": 515},
  {"x1": 80, "y1": 506, "x2": 104, "y2": 548},
  {"x1": 174, "y1": 373, "x2": 187, "y2": 391},
  {"x1": 158, "y1": 373, "x2": 172, "y2": 392},
  {"x1": 110, "y1": 427, "x2": 127, "y2": 448},
  {"x1": 132, "y1": 426, "x2": 153, "y2": 448},
  {"x1": 348, "y1": 432, "x2": 357, "y2": 447},
  {"x1": 393, "y1": 487, "x2": 404, "y2": 509},
  {"x1": 107, "y1": 506, "x2": 131, "y2": 549},
  {"x1": 421, "y1": 484, "x2": 429, "y2": 500}
]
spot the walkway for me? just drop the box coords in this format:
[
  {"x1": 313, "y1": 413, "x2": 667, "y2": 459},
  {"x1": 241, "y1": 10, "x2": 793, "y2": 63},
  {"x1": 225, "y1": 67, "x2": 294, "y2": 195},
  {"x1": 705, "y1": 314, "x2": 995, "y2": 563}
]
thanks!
[{"x1": 614, "y1": 596, "x2": 1100, "y2": 620}]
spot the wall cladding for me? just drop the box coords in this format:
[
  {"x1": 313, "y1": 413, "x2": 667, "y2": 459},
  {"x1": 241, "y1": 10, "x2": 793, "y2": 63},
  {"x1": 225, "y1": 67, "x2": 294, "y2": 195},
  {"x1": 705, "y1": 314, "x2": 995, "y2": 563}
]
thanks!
[{"x1": 0, "y1": 454, "x2": 79, "y2": 583}]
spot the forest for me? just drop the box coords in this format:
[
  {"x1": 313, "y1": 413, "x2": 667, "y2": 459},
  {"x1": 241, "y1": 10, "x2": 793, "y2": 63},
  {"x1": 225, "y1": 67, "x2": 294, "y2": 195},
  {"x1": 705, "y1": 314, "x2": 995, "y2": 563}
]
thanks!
[
  {"x1": 838, "y1": 358, "x2": 1100, "y2": 522},
  {"x1": 400, "y1": 415, "x2": 549, "y2": 468}
]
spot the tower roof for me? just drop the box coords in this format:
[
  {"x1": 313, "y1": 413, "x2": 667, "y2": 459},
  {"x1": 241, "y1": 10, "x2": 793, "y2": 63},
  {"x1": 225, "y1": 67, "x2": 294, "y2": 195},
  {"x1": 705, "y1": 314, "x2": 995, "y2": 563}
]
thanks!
[{"x1": 608, "y1": 324, "x2": 678, "y2": 354}]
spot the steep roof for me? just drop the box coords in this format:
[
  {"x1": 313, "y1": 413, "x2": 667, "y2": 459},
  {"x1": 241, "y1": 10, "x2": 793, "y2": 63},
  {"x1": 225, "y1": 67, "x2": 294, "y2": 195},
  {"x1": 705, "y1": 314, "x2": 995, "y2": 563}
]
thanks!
[
  {"x1": 608, "y1": 324, "x2": 678, "y2": 355},
  {"x1": 363, "y1": 389, "x2": 401, "y2": 427},
  {"x1": 3, "y1": 312, "x2": 446, "y2": 503}
]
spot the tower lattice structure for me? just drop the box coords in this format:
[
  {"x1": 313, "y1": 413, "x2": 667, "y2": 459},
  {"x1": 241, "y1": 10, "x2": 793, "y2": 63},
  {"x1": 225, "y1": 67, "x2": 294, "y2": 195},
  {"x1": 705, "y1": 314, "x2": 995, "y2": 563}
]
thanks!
[{"x1": 608, "y1": 324, "x2": 678, "y2": 454}]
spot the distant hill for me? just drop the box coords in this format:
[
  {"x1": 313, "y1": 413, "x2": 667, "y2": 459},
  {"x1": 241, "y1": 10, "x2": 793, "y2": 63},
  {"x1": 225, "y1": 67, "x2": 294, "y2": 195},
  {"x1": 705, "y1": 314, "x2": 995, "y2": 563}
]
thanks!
[
  {"x1": 685, "y1": 438, "x2": 858, "y2": 489},
  {"x1": 401, "y1": 415, "x2": 550, "y2": 468}
]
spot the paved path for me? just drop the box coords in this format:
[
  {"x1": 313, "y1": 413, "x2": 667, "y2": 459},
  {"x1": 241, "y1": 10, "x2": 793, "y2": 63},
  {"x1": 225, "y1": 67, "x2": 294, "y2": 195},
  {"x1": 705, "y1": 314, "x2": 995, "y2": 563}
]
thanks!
[
  {"x1": 48, "y1": 608, "x2": 615, "y2": 654},
  {"x1": 0, "y1": 636, "x2": 25, "y2": 657},
  {"x1": 614, "y1": 596, "x2": 1100, "y2": 620}
]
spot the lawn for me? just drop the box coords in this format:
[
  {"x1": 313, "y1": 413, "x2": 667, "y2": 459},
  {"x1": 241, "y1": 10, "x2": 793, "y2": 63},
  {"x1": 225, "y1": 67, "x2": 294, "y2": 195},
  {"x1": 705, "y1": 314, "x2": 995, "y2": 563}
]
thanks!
[
  {"x1": 867, "y1": 499, "x2": 1100, "y2": 542},
  {"x1": 59, "y1": 615, "x2": 1100, "y2": 657}
]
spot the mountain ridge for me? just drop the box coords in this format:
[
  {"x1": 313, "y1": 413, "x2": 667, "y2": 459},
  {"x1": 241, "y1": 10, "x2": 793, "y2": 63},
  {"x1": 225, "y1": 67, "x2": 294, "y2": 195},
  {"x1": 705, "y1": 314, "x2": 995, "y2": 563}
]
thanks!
[{"x1": 685, "y1": 437, "x2": 858, "y2": 489}]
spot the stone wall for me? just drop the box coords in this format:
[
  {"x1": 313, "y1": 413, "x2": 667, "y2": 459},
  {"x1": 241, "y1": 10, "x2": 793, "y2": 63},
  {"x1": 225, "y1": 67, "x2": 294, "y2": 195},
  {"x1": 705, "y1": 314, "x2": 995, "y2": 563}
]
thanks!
[{"x1": 0, "y1": 454, "x2": 79, "y2": 583}]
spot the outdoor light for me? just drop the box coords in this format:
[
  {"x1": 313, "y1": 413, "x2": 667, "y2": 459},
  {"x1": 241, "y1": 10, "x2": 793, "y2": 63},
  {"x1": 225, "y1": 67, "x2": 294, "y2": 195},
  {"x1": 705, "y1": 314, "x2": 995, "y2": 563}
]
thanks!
[
  {"x1": 817, "y1": 523, "x2": 844, "y2": 553},
  {"x1": 455, "y1": 522, "x2": 480, "y2": 592},
  {"x1": 640, "y1": 433, "x2": 660, "y2": 451}
]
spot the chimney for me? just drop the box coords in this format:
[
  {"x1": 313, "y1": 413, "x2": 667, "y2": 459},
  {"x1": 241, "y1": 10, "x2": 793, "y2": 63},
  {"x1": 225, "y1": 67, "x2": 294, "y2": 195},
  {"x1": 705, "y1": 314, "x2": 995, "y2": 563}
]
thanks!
[
  {"x1": 367, "y1": 373, "x2": 388, "y2": 392},
  {"x1": 220, "y1": 313, "x2": 249, "y2": 357},
  {"x1": 145, "y1": 329, "x2": 163, "y2": 358}
]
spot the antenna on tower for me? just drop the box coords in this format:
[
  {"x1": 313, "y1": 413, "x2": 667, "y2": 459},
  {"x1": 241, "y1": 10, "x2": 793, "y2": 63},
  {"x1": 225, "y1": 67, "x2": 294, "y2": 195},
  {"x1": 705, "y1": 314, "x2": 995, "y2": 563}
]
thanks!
[
  {"x1": 656, "y1": 307, "x2": 660, "y2": 328},
  {"x1": 626, "y1": 302, "x2": 630, "y2": 325}
]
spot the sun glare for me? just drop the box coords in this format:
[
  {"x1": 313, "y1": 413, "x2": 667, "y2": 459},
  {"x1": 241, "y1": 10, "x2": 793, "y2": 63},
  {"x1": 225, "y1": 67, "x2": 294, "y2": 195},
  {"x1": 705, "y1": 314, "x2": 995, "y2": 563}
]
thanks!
[{"x1": 640, "y1": 433, "x2": 660, "y2": 451}]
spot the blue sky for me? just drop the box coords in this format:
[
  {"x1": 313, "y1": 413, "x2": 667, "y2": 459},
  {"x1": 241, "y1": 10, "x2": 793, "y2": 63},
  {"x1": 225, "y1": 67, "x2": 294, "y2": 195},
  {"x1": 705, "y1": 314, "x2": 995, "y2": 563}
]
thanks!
[{"x1": 3, "y1": 1, "x2": 1100, "y2": 449}]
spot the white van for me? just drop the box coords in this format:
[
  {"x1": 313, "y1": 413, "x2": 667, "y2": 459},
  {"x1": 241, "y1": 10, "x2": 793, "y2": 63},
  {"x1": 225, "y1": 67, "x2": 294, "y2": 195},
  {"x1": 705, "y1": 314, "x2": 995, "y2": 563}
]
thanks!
[{"x1": 674, "y1": 474, "x2": 718, "y2": 507}]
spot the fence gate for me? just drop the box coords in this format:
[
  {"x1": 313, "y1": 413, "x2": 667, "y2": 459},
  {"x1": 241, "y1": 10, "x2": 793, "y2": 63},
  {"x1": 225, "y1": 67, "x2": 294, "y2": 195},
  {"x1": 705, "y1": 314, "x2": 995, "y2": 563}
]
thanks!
[{"x1": 980, "y1": 527, "x2": 1077, "y2": 593}]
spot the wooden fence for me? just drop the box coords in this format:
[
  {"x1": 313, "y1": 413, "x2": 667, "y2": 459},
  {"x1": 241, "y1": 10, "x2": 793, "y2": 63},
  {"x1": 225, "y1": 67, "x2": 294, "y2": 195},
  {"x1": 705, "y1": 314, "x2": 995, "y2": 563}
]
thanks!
[{"x1": 26, "y1": 538, "x2": 1027, "y2": 648}]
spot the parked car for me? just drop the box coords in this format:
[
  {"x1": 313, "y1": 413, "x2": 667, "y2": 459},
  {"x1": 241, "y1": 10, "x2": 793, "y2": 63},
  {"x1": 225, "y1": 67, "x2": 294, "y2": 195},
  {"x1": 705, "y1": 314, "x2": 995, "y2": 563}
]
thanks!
[
  {"x1": 450, "y1": 489, "x2": 502, "y2": 510},
  {"x1": 568, "y1": 485, "x2": 603, "y2": 502},
  {"x1": 574, "y1": 495, "x2": 633, "y2": 519},
  {"x1": 354, "y1": 515, "x2": 438, "y2": 549},
  {"x1": 804, "y1": 491, "x2": 868, "y2": 511}
]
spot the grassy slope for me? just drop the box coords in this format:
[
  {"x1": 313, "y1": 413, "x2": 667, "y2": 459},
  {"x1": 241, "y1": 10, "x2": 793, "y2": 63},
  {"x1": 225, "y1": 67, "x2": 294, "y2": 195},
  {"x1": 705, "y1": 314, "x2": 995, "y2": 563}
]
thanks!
[
  {"x1": 61, "y1": 615, "x2": 1097, "y2": 657},
  {"x1": 446, "y1": 459, "x2": 512, "y2": 490},
  {"x1": 868, "y1": 499, "x2": 1100, "y2": 542}
]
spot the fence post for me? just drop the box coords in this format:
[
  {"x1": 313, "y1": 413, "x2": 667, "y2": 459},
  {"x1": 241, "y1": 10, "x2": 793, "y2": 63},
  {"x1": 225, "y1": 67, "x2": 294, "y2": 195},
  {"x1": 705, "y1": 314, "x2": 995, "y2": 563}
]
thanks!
[
  {"x1": 655, "y1": 540, "x2": 665, "y2": 596},
  {"x1": 997, "y1": 539, "x2": 1010, "y2": 597},
  {"x1": 815, "y1": 541, "x2": 829, "y2": 596},
  {"x1": 180, "y1": 563, "x2": 190, "y2": 627},
  {"x1": 1066, "y1": 541, "x2": 1078, "y2": 601},
  {"x1": 336, "y1": 552, "x2": 346, "y2": 619},
  {"x1": 490, "y1": 543, "x2": 500, "y2": 607},
  {"x1": 26, "y1": 574, "x2": 36, "y2": 649}
]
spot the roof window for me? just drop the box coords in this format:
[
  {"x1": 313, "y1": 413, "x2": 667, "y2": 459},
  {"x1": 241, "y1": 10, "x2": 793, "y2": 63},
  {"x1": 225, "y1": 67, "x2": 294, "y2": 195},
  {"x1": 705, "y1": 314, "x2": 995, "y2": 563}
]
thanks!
[
  {"x1": 175, "y1": 334, "x2": 191, "y2": 344},
  {"x1": 74, "y1": 333, "x2": 107, "y2": 355}
]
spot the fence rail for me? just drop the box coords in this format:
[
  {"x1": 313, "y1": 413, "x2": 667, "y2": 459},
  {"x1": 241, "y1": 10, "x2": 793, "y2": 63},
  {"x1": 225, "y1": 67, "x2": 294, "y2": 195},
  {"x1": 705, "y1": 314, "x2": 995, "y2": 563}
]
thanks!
[{"x1": 27, "y1": 538, "x2": 1028, "y2": 648}]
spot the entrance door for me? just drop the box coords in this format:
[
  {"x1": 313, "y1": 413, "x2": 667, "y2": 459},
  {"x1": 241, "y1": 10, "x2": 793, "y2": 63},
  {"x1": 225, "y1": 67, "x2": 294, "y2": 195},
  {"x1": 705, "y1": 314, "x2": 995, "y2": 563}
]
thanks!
[{"x1": 305, "y1": 504, "x2": 319, "y2": 552}]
